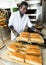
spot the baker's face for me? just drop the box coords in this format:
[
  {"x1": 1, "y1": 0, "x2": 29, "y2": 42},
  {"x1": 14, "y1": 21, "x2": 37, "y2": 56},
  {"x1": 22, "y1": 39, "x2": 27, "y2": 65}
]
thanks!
[{"x1": 20, "y1": 5, "x2": 27, "y2": 14}]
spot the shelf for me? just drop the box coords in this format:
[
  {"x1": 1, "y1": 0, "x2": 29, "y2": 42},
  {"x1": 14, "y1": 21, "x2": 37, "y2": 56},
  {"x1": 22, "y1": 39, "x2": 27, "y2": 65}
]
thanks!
[
  {"x1": 29, "y1": 16, "x2": 36, "y2": 19},
  {"x1": 27, "y1": 14, "x2": 36, "y2": 16},
  {"x1": 30, "y1": 19, "x2": 37, "y2": 21},
  {"x1": 28, "y1": 4, "x2": 39, "y2": 9},
  {"x1": 28, "y1": 7, "x2": 37, "y2": 9},
  {"x1": 0, "y1": 20, "x2": 6, "y2": 22},
  {"x1": 25, "y1": 0, "x2": 41, "y2": 24},
  {"x1": 26, "y1": 0, "x2": 40, "y2": 4},
  {"x1": 26, "y1": 9, "x2": 36, "y2": 14}
]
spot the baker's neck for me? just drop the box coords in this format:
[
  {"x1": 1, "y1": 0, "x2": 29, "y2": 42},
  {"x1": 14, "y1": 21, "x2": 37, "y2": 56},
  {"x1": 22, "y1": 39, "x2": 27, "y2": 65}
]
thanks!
[{"x1": 19, "y1": 11, "x2": 24, "y2": 18}]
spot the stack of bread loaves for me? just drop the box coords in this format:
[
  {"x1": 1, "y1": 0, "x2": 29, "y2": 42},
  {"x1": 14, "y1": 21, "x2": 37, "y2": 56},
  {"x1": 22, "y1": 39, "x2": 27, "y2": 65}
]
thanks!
[
  {"x1": 6, "y1": 41, "x2": 42, "y2": 65},
  {"x1": 16, "y1": 32, "x2": 44, "y2": 44}
]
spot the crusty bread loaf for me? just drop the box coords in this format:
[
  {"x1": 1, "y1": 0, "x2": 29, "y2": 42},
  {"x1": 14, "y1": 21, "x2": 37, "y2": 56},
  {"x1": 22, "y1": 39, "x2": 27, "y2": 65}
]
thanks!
[
  {"x1": 7, "y1": 44, "x2": 19, "y2": 52},
  {"x1": 20, "y1": 46, "x2": 27, "y2": 51},
  {"x1": 11, "y1": 42, "x2": 23, "y2": 47},
  {"x1": 20, "y1": 32, "x2": 30, "y2": 36},
  {"x1": 16, "y1": 36, "x2": 29, "y2": 42},
  {"x1": 29, "y1": 33, "x2": 40, "y2": 38},
  {"x1": 19, "y1": 50, "x2": 26, "y2": 54},
  {"x1": 26, "y1": 45, "x2": 40, "y2": 49},
  {"x1": 16, "y1": 32, "x2": 44, "y2": 43},
  {"x1": 19, "y1": 32, "x2": 30, "y2": 41},
  {"x1": 25, "y1": 54, "x2": 42, "y2": 65},
  {"x1": 30, "y1": 37, "x2": 44, "y2": 43},
  {"x1": 8, "y1": 51, "x2": 25, "y2": 62},
  {"x1": 29, "y1": 33, "x2": 44, "y2": 43},
  {"x1": 26, "y1": 48, "x2": 41, "y2": 56}
]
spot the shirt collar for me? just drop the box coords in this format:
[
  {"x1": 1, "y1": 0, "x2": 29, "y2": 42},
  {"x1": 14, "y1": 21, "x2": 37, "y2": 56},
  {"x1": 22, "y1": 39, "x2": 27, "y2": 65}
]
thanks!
[{"x1": 18, "y1": 11, "x2": 25, "y2": 18}]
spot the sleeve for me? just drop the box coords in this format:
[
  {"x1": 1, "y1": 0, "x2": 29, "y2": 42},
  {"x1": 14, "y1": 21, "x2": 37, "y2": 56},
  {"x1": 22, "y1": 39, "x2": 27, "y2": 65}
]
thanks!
[
  {"x1": 8, "y1": 13, "x2": 14, "y2": 27},
  {"x1": 27, "y1": 16, "x2": 33, "y2": 28}
]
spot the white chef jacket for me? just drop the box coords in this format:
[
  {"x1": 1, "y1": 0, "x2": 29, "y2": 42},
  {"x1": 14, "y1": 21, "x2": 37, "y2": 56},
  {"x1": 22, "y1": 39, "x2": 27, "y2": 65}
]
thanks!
[{"x1": 8, "y1": 11, "x2": 33, "y2": 40}]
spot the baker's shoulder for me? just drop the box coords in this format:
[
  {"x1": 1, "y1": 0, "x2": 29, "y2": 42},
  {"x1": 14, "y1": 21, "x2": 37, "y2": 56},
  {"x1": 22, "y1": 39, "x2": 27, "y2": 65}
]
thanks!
[
  {"x1": 11, "y1": 11, "x2": 19, "y2": 16},
  {"x1": 24, "y1": 14, "x2": 29, "y2": 18}
]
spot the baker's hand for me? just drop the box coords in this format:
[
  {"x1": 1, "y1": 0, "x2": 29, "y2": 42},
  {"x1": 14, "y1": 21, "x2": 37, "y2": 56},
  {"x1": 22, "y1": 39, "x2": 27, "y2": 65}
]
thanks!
[
  {"x1": 16, "y1": 33, "x2": 19, "y2": 36},
  {"x1": 34, "y1": 29, "x2": 40, "y2": 33},
  {"x1": 12, "y1": 30, "x2": 19, "y2": 36}
]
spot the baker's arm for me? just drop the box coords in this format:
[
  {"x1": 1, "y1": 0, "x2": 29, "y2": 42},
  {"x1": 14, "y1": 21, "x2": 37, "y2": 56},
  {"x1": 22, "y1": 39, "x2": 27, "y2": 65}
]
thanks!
[
  {"x1": 8, "y1": 13, "x2": 19, "y2": 36},
  {"x1": 27, "y1": 16, "x2": 40, "y2": 33},
  {"x1": 30, "y1": 26, "x2": 40, "y2": 33},
  {"x1": 9, "y1": 25, "x2": 19, "y2": 36}
]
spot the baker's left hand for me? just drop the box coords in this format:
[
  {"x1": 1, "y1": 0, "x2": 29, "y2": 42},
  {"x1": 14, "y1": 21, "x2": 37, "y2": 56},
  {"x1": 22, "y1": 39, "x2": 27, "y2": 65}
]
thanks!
[{"x1": 34, "y1": 29, "x2": 40, "y2": 33}]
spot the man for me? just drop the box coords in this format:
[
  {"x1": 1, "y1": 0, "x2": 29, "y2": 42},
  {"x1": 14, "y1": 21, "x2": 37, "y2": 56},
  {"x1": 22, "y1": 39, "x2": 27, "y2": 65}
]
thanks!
[{"x1": 8, "y1": 1, "x2": 39, "y2": 40}]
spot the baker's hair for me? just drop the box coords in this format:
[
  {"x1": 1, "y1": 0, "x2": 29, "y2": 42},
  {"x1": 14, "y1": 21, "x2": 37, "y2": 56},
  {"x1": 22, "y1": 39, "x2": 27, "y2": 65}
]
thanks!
[{"x1": 20, "y1": 1, "x2": 28, "y2": 7}]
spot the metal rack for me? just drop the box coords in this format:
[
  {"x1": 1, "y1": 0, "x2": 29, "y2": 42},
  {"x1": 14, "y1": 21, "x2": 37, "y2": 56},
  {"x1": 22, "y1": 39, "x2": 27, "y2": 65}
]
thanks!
[
  {"x1": 0, "y1": 26, "x2": 5, "y2": 44},
  {"x1": 0, "y1": 9, "x2": 10, "y2": 49}
]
